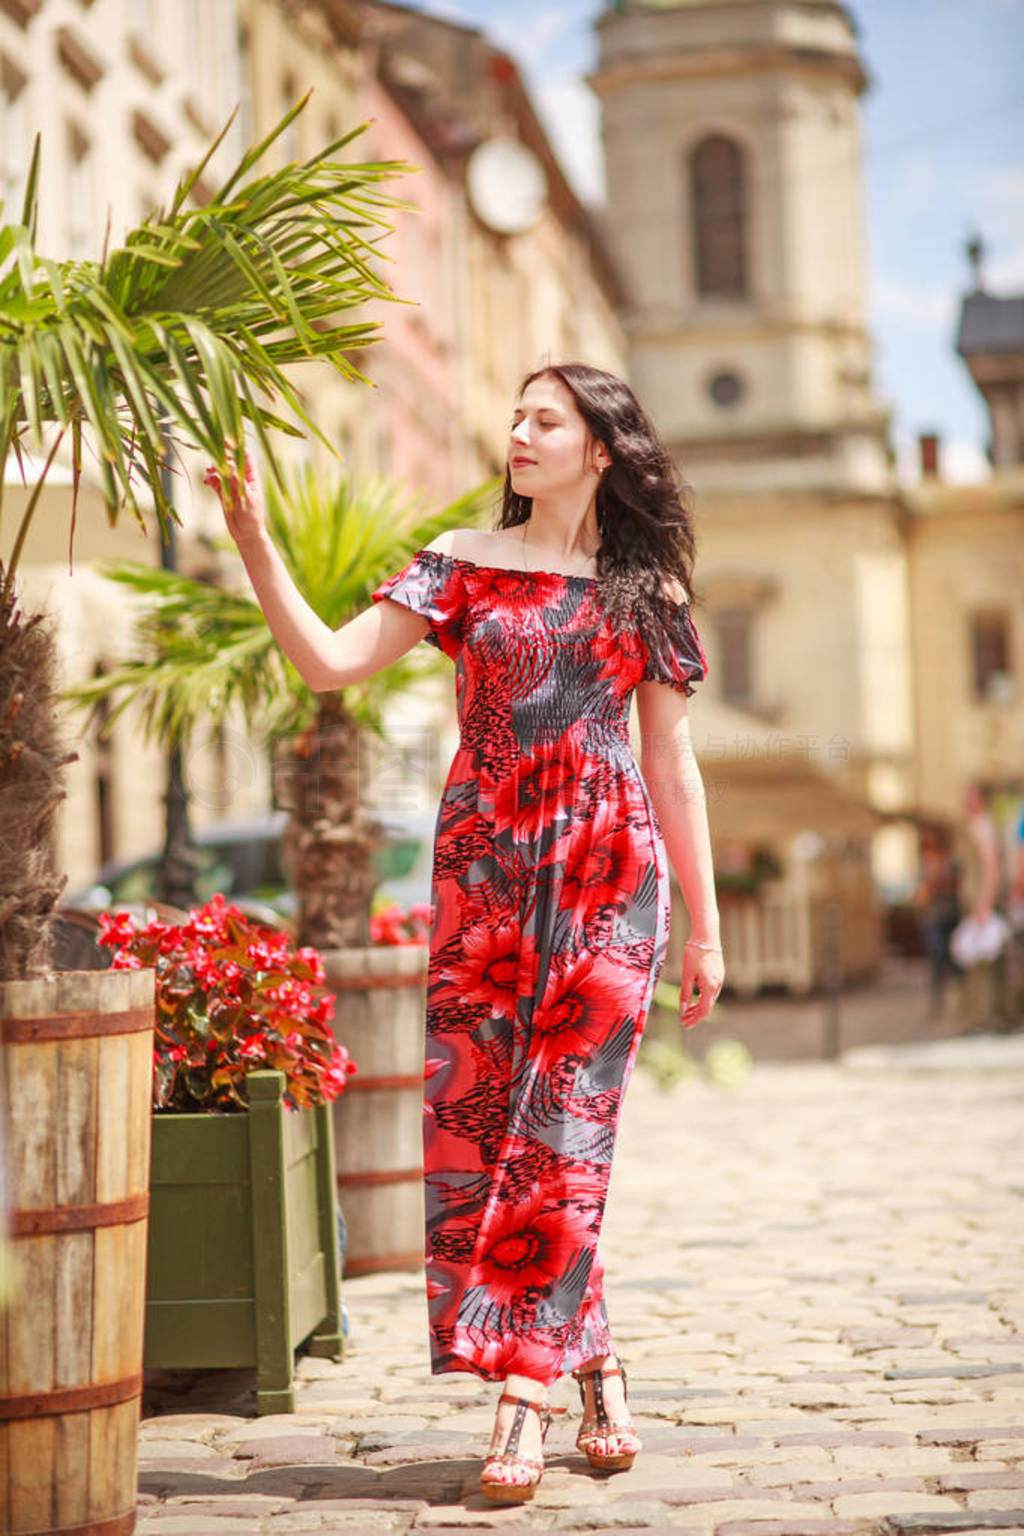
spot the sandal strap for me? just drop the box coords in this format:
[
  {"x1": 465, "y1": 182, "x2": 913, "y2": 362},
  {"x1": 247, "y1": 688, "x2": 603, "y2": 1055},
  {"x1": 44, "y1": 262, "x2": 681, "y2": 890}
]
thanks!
[
  {"x1": 574, "y1": 1356, "x2": 634, "y2": 1437},
  {"x1": 483, "y1": 1448, "x2": 544, "y2": 1471},
  {"x1": 496, "y1": 1392, "x2": 546, "y2": 1414},
  {"x1": 488, "y1": 1391, "x2": 559, "y2": 1466}
]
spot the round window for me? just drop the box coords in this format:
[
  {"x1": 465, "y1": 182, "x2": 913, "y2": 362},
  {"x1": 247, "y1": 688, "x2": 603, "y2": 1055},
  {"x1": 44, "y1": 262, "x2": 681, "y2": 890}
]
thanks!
[{"x1": 709, "y1": 371, "x2": 745, "y2": 408}]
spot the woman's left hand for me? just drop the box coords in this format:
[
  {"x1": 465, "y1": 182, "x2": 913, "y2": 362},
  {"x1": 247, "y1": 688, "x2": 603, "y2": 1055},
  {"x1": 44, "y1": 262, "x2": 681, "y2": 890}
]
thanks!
[{"x1": 680, "y1": 942, "x2": 725, "y2": 1029}]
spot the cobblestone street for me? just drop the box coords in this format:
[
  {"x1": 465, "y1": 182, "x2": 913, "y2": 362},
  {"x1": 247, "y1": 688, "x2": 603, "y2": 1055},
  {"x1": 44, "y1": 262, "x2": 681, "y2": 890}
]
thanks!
[{"x1": 138, "y1": 1041, "x2": 1024, "y2": 1535}]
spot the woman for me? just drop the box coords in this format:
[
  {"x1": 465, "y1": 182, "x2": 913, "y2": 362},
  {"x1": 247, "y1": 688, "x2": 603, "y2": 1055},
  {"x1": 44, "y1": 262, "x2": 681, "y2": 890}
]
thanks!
[
  {"x1": 207, "y1": 363, "x2": 723, "y2": 1505},
  {"x1": 911, "y1": 826, "x2": 961, "y2": 1020}
]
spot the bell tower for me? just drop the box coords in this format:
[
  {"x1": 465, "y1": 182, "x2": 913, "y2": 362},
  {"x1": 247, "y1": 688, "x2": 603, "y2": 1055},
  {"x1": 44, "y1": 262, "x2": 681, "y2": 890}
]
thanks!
[{"x1": 590, "y1": 0, "x2": 893, "y2": 492}]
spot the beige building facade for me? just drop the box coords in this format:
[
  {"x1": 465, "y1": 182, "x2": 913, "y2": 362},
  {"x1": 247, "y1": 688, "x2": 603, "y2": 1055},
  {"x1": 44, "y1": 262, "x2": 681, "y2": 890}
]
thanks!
[
  {"x1": 0, "y1": 0, "x2": 250, "y2": 888},
  {"x1": 356, "y1": 0, "x2": 626, "y2": 487},
  {"x1": 592, "y1": 0, "x2": 916, "y2": 927},
  {"x1": 594, "y1": 0, "x2": 1024, "y2": 962},
  {"x1": 908, "y1": 272, "x2": 1024, "y2": 845}
]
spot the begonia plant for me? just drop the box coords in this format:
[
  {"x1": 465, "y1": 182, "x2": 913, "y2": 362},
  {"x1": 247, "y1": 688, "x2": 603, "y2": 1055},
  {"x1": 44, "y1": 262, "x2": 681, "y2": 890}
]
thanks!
[{"x1": 98, "y1": 894, "x2": 356, "y2": 1113}]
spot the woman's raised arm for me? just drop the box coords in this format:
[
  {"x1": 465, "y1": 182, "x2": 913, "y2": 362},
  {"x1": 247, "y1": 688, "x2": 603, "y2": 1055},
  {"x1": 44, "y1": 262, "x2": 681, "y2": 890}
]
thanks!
[{"x1": 206, "y1": 460, "x2": 430, "y2": 691}]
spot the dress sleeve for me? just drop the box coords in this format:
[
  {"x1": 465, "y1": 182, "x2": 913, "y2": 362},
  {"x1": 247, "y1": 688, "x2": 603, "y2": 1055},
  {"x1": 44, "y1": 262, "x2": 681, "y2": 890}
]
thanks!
[
  {"x1": 370, "y1": 549, "x2": 464, "y2": 658},
  {"x1": 640, "y1": 598, "x2": 708, "y2": 697}
]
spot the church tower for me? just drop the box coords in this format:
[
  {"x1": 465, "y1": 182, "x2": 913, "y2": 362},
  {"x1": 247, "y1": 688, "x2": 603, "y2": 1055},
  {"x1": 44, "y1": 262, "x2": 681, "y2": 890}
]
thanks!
[{"x1": 590, "y1": 0, "x2": 892, "y2": 493}]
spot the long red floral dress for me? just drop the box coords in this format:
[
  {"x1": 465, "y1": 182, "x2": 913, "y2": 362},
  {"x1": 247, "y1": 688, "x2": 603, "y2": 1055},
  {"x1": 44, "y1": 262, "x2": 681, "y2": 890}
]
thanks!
[{"x1": 371, "y1": 549, "x2": 707, "y2": 1386}]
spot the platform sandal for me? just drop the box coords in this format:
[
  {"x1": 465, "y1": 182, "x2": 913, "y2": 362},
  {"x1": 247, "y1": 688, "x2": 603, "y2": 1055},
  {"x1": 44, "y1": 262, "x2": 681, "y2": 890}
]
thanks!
[
  {"x1": 479, "y1": 1391, "x2": 563, "y2": 1504},
  {"x1": 572, "y1": 1355, "x2": 642, "y2": 1473}
]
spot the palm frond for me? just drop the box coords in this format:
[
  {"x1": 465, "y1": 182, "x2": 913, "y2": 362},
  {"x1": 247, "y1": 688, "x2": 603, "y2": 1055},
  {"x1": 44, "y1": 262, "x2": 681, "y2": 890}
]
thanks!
[{"x1": 0, "y1": 99, "x2": 416, "y2": 592}]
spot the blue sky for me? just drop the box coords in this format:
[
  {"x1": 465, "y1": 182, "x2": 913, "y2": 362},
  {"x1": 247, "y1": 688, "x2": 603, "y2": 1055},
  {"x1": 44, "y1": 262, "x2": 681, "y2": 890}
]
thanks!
[{"x1": 401, "y1": 0, "x2": 1024, "y2": 484}]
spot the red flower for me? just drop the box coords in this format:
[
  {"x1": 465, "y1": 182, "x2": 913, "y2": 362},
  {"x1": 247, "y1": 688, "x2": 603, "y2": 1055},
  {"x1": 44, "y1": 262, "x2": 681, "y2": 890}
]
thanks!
[
  {"x1": 512, "y1": 753, "x2": 577, "y2": 846},
  {"x1": 469, "y1": 1189, "x2": 596, "y2": 1307},
  {"x1": 528, "y1": 949, "x2": 639, "y2": 1066},
  {"x1": 245, "y1": 940, "x2": 277, "y2": 970},
  {"x1": 111, "y1": 950, "x2": 143, "y2": 970},
  {"x1": 438, "y1": 917, "x2": 525, "y2": 1020},
  {"x1": 102, "y1": 894, "x2": 355, "y2": 1113},
  {"x1": 371, "y1": 898, "x2": 433, "y2": 947},
  {"x1": 98, "y1": 910, "x2": 137, "y2": 947},
  {"x1": 297, "y1": 946, "x2": 326, "y2": 983},
  {"x1": 557, "y1": 797, "x2": 644, "y2": 916}
]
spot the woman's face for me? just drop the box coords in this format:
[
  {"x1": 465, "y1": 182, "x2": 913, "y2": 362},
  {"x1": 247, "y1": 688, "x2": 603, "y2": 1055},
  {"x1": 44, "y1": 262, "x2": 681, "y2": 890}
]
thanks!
[{"x1": 508, "y1": 375, "x2": 608, "y2": 498}]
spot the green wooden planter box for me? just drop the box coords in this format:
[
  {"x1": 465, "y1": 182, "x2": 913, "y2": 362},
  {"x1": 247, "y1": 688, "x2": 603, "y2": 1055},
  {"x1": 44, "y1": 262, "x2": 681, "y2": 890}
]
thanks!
[{"x1": 144, "y1": 1070, "x2": 343, "y2": 1413}]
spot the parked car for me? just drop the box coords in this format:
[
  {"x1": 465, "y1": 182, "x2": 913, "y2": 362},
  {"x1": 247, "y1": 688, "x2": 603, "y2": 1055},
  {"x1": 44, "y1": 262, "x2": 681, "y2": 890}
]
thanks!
[{"x1": 66, "y1": 809, "x2": 437, "y2": 921}]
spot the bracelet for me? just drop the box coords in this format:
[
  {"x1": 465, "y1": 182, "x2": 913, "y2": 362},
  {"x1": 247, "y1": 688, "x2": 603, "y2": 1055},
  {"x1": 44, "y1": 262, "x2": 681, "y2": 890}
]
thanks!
[{"x1": 686, "y1": 940, "x2": 722, "y2": 952}]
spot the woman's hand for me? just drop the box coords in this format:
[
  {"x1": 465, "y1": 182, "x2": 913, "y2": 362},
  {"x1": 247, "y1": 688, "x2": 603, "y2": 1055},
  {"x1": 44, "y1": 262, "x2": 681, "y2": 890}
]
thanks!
[
  {"x1": 203, "y1": 455, "x2": 266, "y2": 547},
  {"x1": 680, "y1": 941, "x2": 725, "y2": 1029}
]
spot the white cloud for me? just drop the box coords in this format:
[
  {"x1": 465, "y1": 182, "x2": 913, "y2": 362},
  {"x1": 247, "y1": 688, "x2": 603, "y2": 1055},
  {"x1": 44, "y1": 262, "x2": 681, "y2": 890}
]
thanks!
[
  {"x1": 975, "y1": 167, "x2": 1024, "y2": 288},
  {"x1": 489, "y1": 6, "x2": 584, "y2": 69},
  {"x1": 872, "y1": 276, "x2": 956, "y2": 326},
  {"x1": 532, "y1": 74, "x2": 605, "y2": 206},
  {"x1": 892, "y1": 153, "x2": 938, "y2": 218}
]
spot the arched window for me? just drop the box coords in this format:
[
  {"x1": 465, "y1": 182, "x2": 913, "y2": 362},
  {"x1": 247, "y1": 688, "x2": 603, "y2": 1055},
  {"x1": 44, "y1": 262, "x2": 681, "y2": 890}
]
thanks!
[{"x1": 690, "y1": 134, "x2": 748, "y2": 298}]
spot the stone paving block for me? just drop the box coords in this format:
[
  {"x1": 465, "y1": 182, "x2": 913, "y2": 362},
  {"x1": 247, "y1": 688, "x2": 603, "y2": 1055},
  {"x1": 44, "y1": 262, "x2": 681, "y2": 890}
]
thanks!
[
  {"x1": 964, "y1": 1495, "x2": 1024, "y2": 1513},
  {"x1": 138, "y1": 1439, "x2": 227, "y2": 1460},
  {"x1": 411, "y1": 1503, "x2": 548, "y2": 1527},
  {"x1": 920, "y1": 1429, "x2": 1024, "y2": 1447},
  {"x1": 136, "y1": 1522, "x2": 257, "y2": 1534},
  {"x1": 882, "y1": 1515, "x2": 1024, "y2": 1533},
  {"x1": 229, "y1": 1413, "x2": 338, "y2": 1437},
  {"x1": 665, "y1": 1500, "x2": 829, "y2": 1525},
  {"x1": 164, "y1": 1495, "x2": 290, "y2": 1515},
  {"x1": 294, "y1": 1497, "x2": 430, "y2": 1511},
  {"x1": 776, "y1": 1431, "x2": 914, "y2": 1448},
  {"x1": 723, "y1": 1448, "x2": 832, "y2": 1471},
  {"x1": 886, "y1": 1366, "x2": 1022, "y2": 1381},
  {"x1": 232, "y1": 1434, "x2": 341, "y2": 1467},
  {"x1": 897, "y1": 1294, "x2": 992, "y2": 1307},
  {"x1": 841, "y1": 1329, "x2": 936, "y2": 1353},
  {"x1": 833, "y1": 1492, "x2": 962, "y2": 1518},
  {"x1": 939, "y1": 1477, "x2": 1024, "y2": 1494},
  {"x1": 801, "y1": 1480, "x2": 927, "y2": 1499},
  {"x1": 665, "y1": 1436, "x2": 768, "y2": 1457},
  {"x1": 265, "y1": 1513, "x2": 414, "y2": 1531},
  {"x1": 716, "y1": 1523, "x2": 862, "y2": 1536},
  {"x1": 590, "y1": 1459, "x2": 735, "y2": 1494},
  {"x1": 137, "y1": 1457, "x2": 242, "y2": 1480},
  {"x1": 359, "y1": 1443, "x2": 478, "y2": 1466},
  {"x1": 548, "y1": 1509, "x2": 680, "y2": 1531}
]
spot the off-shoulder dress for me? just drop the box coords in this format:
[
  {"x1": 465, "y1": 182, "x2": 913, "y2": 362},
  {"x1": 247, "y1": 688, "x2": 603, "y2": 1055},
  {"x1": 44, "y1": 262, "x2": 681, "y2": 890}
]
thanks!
[{"x1": 370, "y1": 548, "x2": 707, "y2": 1386}]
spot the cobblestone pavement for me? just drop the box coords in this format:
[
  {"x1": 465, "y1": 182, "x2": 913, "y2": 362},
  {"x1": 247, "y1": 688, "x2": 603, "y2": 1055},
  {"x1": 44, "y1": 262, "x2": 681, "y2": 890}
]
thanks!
[{"x1": 138, "y1": 1043, "x2": 1024, "y2": 1535}]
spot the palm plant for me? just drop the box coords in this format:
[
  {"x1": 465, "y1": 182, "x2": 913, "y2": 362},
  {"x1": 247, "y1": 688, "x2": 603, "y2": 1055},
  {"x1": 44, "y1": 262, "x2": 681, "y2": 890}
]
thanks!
[
  {"x1": 69, "y1": 467, "x2": 500, "y2": 948},
  {"x1": 0, "y1": 98, "x2": 414, "y2": 980}
]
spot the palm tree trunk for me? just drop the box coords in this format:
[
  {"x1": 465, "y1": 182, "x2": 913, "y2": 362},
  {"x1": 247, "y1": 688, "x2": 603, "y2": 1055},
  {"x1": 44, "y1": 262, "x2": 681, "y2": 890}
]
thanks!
[
  {"x1": 273, "y1": 695, "x2": 383, "y2": 949},
  {"x1": 0, "y1": 583, "x2": 76, "y2": 980}
]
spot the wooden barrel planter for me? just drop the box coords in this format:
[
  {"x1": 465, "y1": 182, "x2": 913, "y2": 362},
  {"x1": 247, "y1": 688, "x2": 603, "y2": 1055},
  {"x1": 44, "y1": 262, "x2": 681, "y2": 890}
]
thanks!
[
  {"x1": 324, "y1": 944, "x2": 428, "y2": 1276},
  {"x1": 0, "y1": 967, "x2": 155, "y2": 1536}
]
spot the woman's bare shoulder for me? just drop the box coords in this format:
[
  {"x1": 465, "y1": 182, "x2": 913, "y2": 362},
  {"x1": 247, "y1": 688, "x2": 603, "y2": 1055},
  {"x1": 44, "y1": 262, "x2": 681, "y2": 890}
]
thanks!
[{"x1": 421, "y1": 530, "x2": 492, "y2": 561}]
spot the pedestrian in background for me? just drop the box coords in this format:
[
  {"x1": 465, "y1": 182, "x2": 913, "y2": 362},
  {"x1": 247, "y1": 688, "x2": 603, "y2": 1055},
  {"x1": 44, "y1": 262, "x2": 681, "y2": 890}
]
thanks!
[
  {"x1": 206, "y1": 362, "x2": 723, "y2": 1505},
  {"x1": 954, "y1": 782, "x2": 1011, "y2": 1030},
  {"x1": 1005, "y1": 794, "x2": 1024, "y2": 1024},
  {"x1": 911, "y1": 824, "x2": 961, "y2": 1022}
]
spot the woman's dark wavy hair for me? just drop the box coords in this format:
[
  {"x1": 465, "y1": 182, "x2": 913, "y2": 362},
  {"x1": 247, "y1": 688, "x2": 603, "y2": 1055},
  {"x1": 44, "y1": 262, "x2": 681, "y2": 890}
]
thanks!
[{"x1": 496, "y1": 362, "x2": 700, "y2": 637}]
